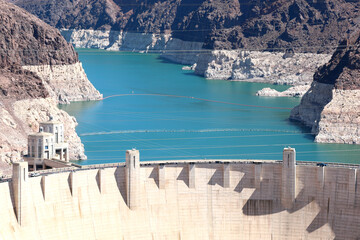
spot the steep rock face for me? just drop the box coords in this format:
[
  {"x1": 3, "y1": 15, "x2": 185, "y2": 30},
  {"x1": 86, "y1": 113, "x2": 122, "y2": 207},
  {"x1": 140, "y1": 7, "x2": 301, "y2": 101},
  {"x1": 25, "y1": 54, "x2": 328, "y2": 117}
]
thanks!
[
  {"x1": 61, "y1": 30, "x2": 172, "y2": 51},
  {"x1": 0, "y1": 69, "x2": 50, "y2": 175},
  {"x1": 0, "y1": 1, "x2": 77, "y2": 67},
  {"x1": 195, "y1": 50, "x2": 331, "y2": 84},
  {"x1": 315, "y1": 89, "x2": 360, "y2": 144},
  {"x1": 0, "y1": 68, "x2": 48, "y2": 100},
  {"x1": 290, "y1": 32, "x2": 360, "y2": 144},
  {"x1": 290, "y1": 82, "x2": 334, "y2": 131},
  {"x1": 0, "y1": 0, "x2": 101, "y2": 174},
  {"x1": 0, "y1": 0, "x2": 102, "y2": 103},
  {"x1": 12, "y1": 0, "x2": 360, "y2": 52},
  {"x1": 23, "y1": 63, "x2": 102, "y2": 103},
  {"x1": 61, "y1": 29, "x2": 204, "y2": 65}
]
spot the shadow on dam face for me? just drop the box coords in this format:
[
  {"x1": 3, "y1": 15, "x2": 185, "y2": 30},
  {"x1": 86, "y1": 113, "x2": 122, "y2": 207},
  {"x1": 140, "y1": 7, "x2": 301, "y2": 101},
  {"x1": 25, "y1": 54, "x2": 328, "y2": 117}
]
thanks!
[
  {"x1": 176, "y1": 166, "x2": 190, "y2": 188},
  {"x1": 238, "y1": 169, "x2": 283, "y2": 216},
  {"x1": 241, "y1": 187, "x2": 313, "y2": 217},
  {"x1": 114, "y1": 167, "x2": 127, "y2": 204},
  {"x1": 149, "y1": 167, "x2": 159, "y2": 188},
  {"x1": 239, "y1": 168, "x2": 359, "y2": 238},
  {"x1": 207, "y1": 168, "x2": 223, "y2": 187},
  {"x1": 6, "y1": 157, "x2": 360, "y2": 239}
]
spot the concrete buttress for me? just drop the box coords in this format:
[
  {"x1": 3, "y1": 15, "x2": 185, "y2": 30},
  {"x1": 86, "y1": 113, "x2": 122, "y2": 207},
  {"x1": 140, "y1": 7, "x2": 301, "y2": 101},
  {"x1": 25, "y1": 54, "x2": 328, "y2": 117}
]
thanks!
[
  {"x1": 282, "y1": 147, "x2": 296, "y2": 209},
  {"x1": 12, "y1": 162, "x2": 28, "y2": 226},
  {"x1": 126, "y1": 149, "x2": 140, "y2": 209}
]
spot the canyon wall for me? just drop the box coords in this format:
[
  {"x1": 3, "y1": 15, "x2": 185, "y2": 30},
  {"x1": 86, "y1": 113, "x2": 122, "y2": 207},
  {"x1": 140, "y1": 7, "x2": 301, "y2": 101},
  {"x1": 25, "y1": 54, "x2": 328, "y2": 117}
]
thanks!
[
  {"x1": 195, "y1": 50, "x2": 331, "y2": 85},
  {"x1": 14, "y1": 0, "x2": 360, "y2": 53},
  {"x1": 1, "y1": 151, "x2": 360, "y2": 239},
  {"x1": 14, "y1": 0, "x2": 360, "y2": 85},
  {"x1": 60, "y1": 29, "x2": 203, "y2": 65},
  {"x1": 60, "y1": 29, "x2": 332, "y2": 84},
  {"x1": 23, "y1": 63, "x2": 102, "y2": 104},
  {"x1": 292, "y1": 86, "x2": 360, "y2": 144},
  {"x1": 291, "y1": 33, "x2": 360, "y2": 144},
  {"x1": 0, "y1": 0, "x2": 102, "y2": 172}
]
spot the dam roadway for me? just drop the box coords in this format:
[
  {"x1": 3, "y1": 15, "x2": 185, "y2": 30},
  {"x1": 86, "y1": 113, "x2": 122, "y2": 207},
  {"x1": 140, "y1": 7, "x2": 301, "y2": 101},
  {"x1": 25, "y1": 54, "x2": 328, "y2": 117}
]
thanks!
[{"x1": 1, "y1": 148, "x2": 360, "y2": 239}]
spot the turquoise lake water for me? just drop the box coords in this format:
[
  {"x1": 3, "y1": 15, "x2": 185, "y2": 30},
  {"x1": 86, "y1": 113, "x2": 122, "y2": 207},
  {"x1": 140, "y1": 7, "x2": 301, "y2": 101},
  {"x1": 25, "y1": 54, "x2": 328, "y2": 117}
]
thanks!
[{"x1": 59, "y1": 49, "x2": 360, "y2": 165}]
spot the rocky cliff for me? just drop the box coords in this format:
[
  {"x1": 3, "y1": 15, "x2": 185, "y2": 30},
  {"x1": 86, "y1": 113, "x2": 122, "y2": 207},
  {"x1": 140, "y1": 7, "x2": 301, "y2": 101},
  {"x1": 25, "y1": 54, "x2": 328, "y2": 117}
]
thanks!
[
  {"x1": 12, "y1": 0, "x2": 360, "y2": 52},
  {"x1": 0, "y1": 0, "x2": 101, "y2": 175},
  {"x1": 290, "y1": 32, "x2": 360, "y2": 144},
  {"x1": 195, "y1": 50, "x2": 331, "y2": 84},
  {"x1": 0, "y1": 0, "x2": 102, "y2": 104},
  {"x1": 13, "y1": 0, "x2": 360, "y2": 84}
]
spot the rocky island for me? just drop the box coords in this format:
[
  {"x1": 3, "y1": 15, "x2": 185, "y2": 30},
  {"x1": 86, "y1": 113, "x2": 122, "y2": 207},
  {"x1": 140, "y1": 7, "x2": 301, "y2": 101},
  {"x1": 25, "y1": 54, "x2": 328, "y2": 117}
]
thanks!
[{"x1": 0, "y1": 0, "x2": 102, "y2": 175}]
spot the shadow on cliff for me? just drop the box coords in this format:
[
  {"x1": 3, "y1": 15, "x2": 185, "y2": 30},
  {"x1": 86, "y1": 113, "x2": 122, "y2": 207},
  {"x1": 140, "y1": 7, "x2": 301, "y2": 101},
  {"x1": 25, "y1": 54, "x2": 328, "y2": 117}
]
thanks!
[
  {"x1": 287, "y1": 119, "x2": 316, "y2": 141},
  {"x1": 156, "y1": 57, "x2": 179, "y2": 65}
]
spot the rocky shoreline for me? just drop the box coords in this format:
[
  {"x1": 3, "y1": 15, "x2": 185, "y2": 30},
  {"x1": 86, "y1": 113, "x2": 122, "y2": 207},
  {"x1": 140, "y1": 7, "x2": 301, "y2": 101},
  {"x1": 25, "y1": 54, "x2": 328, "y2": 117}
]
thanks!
[
  {"x1": 195, "y1": 50, "x2": 331, "y2": 85},
  {"x1": 60, "y1": 29, "x2": 332, "y2": 86},
  {"x1": 290, "y1": 32, "x2": 360, "y2": 145},
  {"x1": 52, "y1": 28, "x2": 360, "y2": 146},
  {"x1": 290, "y1": 82, "x2": 360, "y2": 144},
  {"x1": 314, "y1": 89, "x2": 360, "y2": 144},
  {"x1": 0, "y1": 1, "x2": 103, "y2": 174},
  {"x1": 23, "y1": 62, "x2": 102, "y2": 104},
  {"x1": 60, "y1": 29, "x2": 204, "y2": 65}
]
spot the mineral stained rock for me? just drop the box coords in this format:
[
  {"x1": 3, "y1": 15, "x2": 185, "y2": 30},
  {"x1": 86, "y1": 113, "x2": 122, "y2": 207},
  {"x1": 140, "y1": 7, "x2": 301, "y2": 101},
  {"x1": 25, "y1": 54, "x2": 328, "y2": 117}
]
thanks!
[
  {"x1": 0, "y1": 0, "x2": 102, "y2": 174},
  {"x1": 290, "y1": 32, "x2": 360, "y2": 144},
  {"x1": 256, "y1": 85, "x2": 311, "y2": 98},
  {"x1": 13, "y1": 0, "x2": 360, "y2": 84}
]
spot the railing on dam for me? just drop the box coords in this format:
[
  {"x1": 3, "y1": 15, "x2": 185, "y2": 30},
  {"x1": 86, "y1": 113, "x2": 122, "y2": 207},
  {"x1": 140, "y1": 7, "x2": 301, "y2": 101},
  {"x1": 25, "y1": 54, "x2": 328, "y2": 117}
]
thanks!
[
  {"x1": 26, "y1": 159, "x2": 283, "y2": 177},
  {"x1": 297, "y1": 161, "x2": 360, "y2": 169},
  {"x1": 27, "y1": 162, "x2": 126, "y2": 176},
  {"x1": 2, "y1": 152, "x2": 359, "y2": 182},
  {"x1": 140, "y1": 159, "x2": 282, "y2": 166}
]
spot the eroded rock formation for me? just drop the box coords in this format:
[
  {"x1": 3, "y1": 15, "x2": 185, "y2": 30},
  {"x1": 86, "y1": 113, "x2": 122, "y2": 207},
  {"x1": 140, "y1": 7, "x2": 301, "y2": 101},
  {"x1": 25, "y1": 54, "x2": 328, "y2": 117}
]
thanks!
[
  {"x1": 0, "y1": 0, "x2": 101, "y2": 175},
  {"x1": 12, "y1": 0, "x2": 360, "y2": 83},
  {"x1": 0, "y1": 0, "x2": 102, "y2": 104},
  {"x1": 195, "y1": 50, "x2": 331, "y2": 84},
  {"x1": 12, "y1": 0, "x2": 360, "y2": 52},
  {"x1": 290, "y1": 32, "x2": 360, "y2": 144},
  {"x1": 256, "y1": 85, "x2": 311, "y2": 98}
]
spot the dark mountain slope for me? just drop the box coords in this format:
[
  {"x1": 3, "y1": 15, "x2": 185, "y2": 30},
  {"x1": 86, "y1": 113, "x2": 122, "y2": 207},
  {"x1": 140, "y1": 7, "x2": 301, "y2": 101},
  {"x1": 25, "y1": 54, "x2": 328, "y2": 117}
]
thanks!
[
  {"x1": 290, "y1": 30, "x2": 360, "y2": 144},
  {"x1": 314, "y1": 31, "x2": 360, "y2": 90},
  {"x1": 0, "y1": 0, "x2": 78, "y2": 68},
  {"x1": 12, "y1": 0, "x2": 360, "y2": 53}
]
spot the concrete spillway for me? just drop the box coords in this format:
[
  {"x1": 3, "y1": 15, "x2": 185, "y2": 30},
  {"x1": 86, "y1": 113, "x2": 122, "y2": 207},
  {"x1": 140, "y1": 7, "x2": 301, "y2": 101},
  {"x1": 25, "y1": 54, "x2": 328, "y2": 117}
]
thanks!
[{"x1": 1, "y1": 148, "x2": 360, "y2": 239}]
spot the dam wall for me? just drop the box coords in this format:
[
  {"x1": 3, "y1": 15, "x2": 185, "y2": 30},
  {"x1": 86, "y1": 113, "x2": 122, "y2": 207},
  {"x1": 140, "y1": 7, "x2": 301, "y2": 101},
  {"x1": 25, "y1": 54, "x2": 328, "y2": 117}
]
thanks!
[{"x1": 1, "y1": 148, "x2": 360, "y2": 239}]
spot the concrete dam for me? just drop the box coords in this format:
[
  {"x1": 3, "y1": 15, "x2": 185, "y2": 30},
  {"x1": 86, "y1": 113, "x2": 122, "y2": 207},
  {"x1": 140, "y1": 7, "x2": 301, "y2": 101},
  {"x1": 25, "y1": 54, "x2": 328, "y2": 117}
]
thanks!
[{"x1": 1, "y1": 148, "x2": 360, "y2": 239}]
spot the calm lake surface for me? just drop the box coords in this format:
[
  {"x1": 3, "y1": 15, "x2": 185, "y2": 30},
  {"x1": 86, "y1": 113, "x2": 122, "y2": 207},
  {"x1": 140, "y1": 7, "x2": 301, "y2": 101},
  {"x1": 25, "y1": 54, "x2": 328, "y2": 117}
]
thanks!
[{"x1": 59, "y1": 49, "x2": 360, "y2": 165}]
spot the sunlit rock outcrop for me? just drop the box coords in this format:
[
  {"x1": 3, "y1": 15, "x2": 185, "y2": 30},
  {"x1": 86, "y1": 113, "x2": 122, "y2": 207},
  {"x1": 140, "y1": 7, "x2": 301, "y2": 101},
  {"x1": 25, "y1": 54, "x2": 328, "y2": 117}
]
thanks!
[{"x1": 291, "y1": 32, "x2": 360, "y2": 144}]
